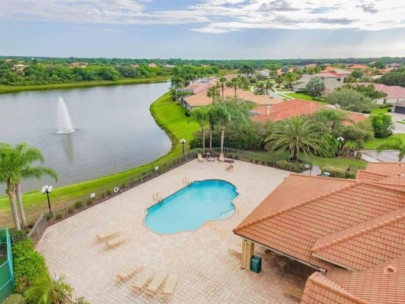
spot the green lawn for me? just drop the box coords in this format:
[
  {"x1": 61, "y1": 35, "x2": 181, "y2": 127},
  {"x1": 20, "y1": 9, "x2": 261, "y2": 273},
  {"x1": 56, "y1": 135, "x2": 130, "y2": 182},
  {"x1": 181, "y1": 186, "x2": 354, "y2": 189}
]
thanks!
[
  {"x1": 0, "y1": 77, "x2": 169, "y2": 94},
  {"x1": 0, "y1": 93, "x2": 199, "y2": 226},
  {"x1": 284, "y1": 93, "x2": 328, "y2": 105},
  {"x1": 364, "y1": 134, "x2": 405, "y2": 149},
  {"x1": 370, "y1": 107, "x2": 391, "y2": 115}
]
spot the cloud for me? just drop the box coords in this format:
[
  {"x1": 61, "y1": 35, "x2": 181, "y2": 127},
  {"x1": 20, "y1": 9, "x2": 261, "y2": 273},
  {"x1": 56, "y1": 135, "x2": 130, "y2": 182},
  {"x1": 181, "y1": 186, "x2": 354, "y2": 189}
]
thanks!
[
  {"x1": 1, "y1": 0, "x2": 404, "y2": 33},
  {"x1": 260, "y1": 0, "x2": 300, "y2": 12},
  {"x1": 358, "y1": 3, "x2": 379, "y2": 14}
]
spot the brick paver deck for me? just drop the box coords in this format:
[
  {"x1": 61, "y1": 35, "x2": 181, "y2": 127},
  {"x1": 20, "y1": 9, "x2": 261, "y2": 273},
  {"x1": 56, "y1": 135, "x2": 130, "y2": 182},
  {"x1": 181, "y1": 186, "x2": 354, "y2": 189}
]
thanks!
[{"x1": 37, "y1": 160, "x2": 295, "y2": 304}]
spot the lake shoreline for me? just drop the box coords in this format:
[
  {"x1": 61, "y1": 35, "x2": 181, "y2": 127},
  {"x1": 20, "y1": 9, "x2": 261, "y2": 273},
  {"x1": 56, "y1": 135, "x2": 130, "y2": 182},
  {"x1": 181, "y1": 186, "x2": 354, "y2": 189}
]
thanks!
[{"x1": 0, "y1": 77, "x2": 170, "y2": 94}]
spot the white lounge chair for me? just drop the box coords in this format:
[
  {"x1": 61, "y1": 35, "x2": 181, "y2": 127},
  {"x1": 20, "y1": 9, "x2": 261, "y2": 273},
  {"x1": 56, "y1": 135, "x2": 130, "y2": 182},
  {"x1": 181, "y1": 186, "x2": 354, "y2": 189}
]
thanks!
[
  {"x1": 197, "y1": 153, "x2": 205, "y2": 162},
  {"x1": 218, "y1": 153, "x2": 225, "y2": 162},
  {"x1": 105, "y1": 236, "x2": 129, "y2": 249},
  {"x1": 145, "y1": 272, "x2": 168, "y2": 296},
  {"x1": 115, "y1": 264, "x2": 143, "y2": 283},
  {"x1": 162, "y1": 274, "x2": 179, "y2": 297},
  {"x1": 132, "y1": 269, "x2": 155, "y2": 293},
  {"x1": 96, "y1": 232, "x2": 119, "y2": 242}
]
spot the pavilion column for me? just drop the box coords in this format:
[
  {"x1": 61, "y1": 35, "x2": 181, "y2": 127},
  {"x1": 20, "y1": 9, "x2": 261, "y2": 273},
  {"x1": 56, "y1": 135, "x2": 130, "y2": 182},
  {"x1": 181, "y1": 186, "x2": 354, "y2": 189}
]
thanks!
[{"x1": 241, "y1": 239, "x2": 254, "y2": 270}]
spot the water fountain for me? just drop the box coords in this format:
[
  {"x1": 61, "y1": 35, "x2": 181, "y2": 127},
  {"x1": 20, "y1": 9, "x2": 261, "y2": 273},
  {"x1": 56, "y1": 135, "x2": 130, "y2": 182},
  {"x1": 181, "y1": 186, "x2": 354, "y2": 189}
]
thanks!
[{"x1": 57, "y1": 96, "x2": 75, "y2": 134}]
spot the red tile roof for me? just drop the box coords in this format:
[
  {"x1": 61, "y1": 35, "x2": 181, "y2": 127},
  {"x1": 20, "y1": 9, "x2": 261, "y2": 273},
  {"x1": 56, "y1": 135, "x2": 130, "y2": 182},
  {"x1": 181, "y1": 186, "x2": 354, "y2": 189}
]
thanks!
[
  {"x1": 301, "y1": 272, "x2": 368, "y2": 304},
  {"x1": 234, "y1": 163, "x2": 405, "y2": 304},
  {"x1": 312, "y1": 206, "x2": 405, "y2": 270},
  {"x1": 184, "y1": 87, "x2": 283, "y2": 108},
  {"x1": 252, "y1": 99, "x2": 323, "y2": 122},
  {"x1": 356, "y1": 83, "x2": 405, "y2": 99},
  {"x1": 252, "y1": 99, "x2": 367, "y2": 124},
  {"x1": 350, "y1": 64, "x2": 368, "y2": 70}
]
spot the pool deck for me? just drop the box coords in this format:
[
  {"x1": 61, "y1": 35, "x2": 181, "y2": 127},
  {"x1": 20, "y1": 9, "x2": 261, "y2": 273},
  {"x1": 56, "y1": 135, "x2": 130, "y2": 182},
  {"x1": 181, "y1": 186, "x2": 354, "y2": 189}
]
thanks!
[{"x1": 37, "y1": 159, "x2": 295, "y2": 304}]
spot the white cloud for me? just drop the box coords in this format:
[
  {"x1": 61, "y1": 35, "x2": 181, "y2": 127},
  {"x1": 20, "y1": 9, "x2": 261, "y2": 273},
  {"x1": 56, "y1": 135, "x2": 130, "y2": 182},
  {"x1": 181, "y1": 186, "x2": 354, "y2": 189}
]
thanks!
[{"x1": 1, "y1": 0, "x2": 405, "y2": 32}]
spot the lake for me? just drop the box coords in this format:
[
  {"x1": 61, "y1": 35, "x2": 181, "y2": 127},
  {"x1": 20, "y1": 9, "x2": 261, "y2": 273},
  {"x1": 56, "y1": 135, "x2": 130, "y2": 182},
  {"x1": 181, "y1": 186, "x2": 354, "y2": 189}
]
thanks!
[{"x1": 0, "y1": 82, "x2": 172, "y2": 193}]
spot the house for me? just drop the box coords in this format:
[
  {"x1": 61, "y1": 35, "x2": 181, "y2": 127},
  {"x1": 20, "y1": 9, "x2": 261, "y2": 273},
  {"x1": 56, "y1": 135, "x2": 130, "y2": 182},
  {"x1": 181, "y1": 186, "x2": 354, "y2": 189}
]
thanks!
[
  {"x1": 356, "y1": 83, "x2": 405, "y2": 104},
  {"x1": 182, "y1": 87, "x2": 283, "y2": 110},
  {"x1": 163, "y1": 64, "x2": 175, "y2": 69},
  {"x1": 349, "y1": 64, "x2": 368, "y2": 70},
  {"x1": 292, "y1": 73, "x2": 345, "y2": 94},
  {"x1": 234, "y1": 162, "x2": 405, "y2": 304},
  {"x1": 251, "y1": 99, "x2": 366, "y2": 124},
  {"x1": 69, "y1": 62, "x2": 88, "y2": 68},
  {"x1": 12, "y1": 64, "x2": 29, "y2": 72},
  {"x1": 131, "y1": 64, "x2": 139, "y2": 68},
  {"x1": 255, "y1": 69, "x2": 270, "y2": 79},
  {"x1": 148, "y1": 63, "x2": 157, "y2": 68}
]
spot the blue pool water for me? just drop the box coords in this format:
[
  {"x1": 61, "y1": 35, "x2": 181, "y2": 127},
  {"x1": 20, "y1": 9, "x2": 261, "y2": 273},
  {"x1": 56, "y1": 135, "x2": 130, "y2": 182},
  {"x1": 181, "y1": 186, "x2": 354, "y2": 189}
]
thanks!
[{"x1": 145, "y1": 180, "x2": 238, "y2": 234}]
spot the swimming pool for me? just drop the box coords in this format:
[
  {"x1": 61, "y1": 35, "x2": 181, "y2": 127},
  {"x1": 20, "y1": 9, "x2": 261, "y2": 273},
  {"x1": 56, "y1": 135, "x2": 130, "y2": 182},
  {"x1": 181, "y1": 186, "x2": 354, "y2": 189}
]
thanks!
[{"x1": 145, "y1": 180, "x2": 238, "y2": 234}]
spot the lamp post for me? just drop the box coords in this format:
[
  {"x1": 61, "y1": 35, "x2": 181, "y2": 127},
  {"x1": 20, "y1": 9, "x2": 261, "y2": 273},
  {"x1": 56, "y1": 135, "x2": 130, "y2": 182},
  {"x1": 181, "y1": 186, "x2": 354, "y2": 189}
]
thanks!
[
  {"x1": 180, "y1": 139, "x2": 186, "y2": 156},
  {"x1": 41, "y1": 185, "x2": 53, "y2": 216},
  {"x1": 336, "y1": 136, "x2": 344, "y2": 157}
]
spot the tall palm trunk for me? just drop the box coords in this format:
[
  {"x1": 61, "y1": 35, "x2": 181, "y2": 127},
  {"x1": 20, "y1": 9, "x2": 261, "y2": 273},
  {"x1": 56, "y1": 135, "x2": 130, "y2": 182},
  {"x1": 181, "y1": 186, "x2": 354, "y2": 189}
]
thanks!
[
  {"x1": 202, "y1": 127, "x2": 206, "y2": 154},
  {"x1": 7, "y1": 186, "x2": 21, "y2": 230},
  {"x1": 209, "y1": 128, "x2": 213, "y2": 152},
  {"x1": 16, "y1": 183, "x2": 27, "y2": 228},
  {"x1": 220, "y1": 127, "x2": 225, "y2": 154}
]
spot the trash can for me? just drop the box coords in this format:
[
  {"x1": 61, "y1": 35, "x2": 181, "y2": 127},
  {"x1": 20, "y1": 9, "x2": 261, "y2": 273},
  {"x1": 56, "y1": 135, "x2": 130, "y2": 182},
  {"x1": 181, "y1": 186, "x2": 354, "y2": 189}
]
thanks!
[{"x1": 250, "y1": 255, "x2": 262, "y2": 273}]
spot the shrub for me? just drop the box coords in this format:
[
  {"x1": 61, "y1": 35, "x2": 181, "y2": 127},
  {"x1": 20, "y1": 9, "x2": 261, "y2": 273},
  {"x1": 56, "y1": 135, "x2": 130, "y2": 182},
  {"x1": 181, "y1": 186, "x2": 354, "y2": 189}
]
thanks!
[
  {"x1": 68, "y1": 207, "x2": 74, "y2": 214},
  {"x1": 370, "y1": 113, "x2": 393, "y2": 138},
  {"x1": 74, "y1": 201, "x2": 83, "y2": 209},
  {"x1": 3, "y1": 294, "x2": 26, "y2": 304},
  {"x1": 45, "y1": 212, "x2": 53, "y2": 221},
  {"x1": 321, "y1": 166, "x2": 356, "y2": 179},
  {"x1": 86, "y1": 198, "x2": 93, "y2": 206},
  {"x1": 106, "y1": 190, "x2": 112, "y2": 196},
  {"x1": 55, "y1": 213, "x2": 63, "y2": 220},
  {"x1": 275, "y1": 160, "x2": 305, "y2": 173},
  {"x1": 9, "y1": 229, "x2": 28, "y2": 244},
  {"x1": 12, "y1": 239, "x2": 50, "y2": 296}
]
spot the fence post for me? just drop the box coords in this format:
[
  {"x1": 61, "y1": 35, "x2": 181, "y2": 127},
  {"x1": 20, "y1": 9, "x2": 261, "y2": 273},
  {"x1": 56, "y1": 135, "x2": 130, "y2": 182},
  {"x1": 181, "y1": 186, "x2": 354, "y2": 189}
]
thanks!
[{"x1": 65, "y1": 202, "x2": 68, "y2": 218}]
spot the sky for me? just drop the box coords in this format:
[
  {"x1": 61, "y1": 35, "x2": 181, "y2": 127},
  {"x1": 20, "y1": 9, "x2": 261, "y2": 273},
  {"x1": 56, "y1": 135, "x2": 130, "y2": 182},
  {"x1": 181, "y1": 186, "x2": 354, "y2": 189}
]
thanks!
[{"x1": 1, "y1": 0, "x2": 405, "y2": 59}]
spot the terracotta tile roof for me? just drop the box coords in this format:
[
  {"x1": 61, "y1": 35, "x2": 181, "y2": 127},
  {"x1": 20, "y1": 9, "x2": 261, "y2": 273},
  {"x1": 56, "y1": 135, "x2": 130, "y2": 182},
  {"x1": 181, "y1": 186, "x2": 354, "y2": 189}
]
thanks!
[
  {"x1": 356, "y1": 83, "x2": 405, "y2": 99},
  {"x1": 312, "y1": 205, "x2": 405, "y2": 270},
  {"x1": 356, "y1": 170, "x2": 388, "y2": 182},
  {"x1": 251, "y1": 100, "x2": 366, "y2": 124},
  {"x1": 364, "y1": 163, "x2": 405, "y2": 176},
  {"x1": 184, "y1": 88, "x2": 283, "y2": 108},
  {"x1": 350, "y1": 64, "x2": 368, "y2": 70},
  {"x1": 327, "y1": 255, "x2": 405, "y2": 304},
  {"x1": 252, "y1": 99, "x2": 323, "y2": 122},
  {"x1": 301, "y1": 272, "x2": 368, "y2": 304},
  {"x1": 235, "y1": 177, "x2": 405, "y2": 269}
]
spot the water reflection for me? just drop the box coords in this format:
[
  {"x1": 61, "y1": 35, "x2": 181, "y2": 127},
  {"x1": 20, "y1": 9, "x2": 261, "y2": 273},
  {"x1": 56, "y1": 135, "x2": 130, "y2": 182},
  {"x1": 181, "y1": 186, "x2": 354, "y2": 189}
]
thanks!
[{"x1": 61, "y1": 132, "x2": 74, "y2": 163}]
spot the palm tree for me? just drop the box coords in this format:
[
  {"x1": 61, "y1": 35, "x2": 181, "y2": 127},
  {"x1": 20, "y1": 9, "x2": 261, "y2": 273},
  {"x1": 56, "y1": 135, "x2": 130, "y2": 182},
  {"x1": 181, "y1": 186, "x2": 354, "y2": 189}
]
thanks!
[
  {"x1": 208, "y1": 104, "x2": 231, "y2": 154},
  {"x1": 377, "y1": 137, "x2": 405, "y2": 161},
  {"x1": 240, "y1": 64, "x2": 254, "y2": 78},
  {"x1": 170, "y1": 76, "x2": 184, "y2": 101},
  {"x1": 190, "y1": 107, "x2": 209, "y2": 154},
  {"x1": 0, "y1": 143, "x2": 58, "y2": 229},
  {"x1": 254, "y1": 81, "x2": 266, "y2": 95},
  {"x1": 265, "y1": 117, "x2": 329, "y2": 161},
  {"x1": 208, "y1": 100, "x2": 254, "y2": 154},
  {"x1": 217, "y1": 77, "x2": 227, "y2": 101},
  {"x1": 312, "y1": 109, "x2": 349, "y2": 136},
  {"x1": 226, "y1": 77, "x2": 240, "y2": 97},
  {"x1": 264, "y1": 79, "x2": 275, "y2": 95},
  {"x1": 206, "y1": 85, "x2": 220, "y2": 102}
]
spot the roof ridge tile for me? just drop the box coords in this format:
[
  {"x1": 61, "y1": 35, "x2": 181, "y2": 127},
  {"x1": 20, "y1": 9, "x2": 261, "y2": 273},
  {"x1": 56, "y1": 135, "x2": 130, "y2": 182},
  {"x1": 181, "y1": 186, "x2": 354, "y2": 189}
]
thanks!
[{"x1": 312, "y1": 206, "x2": 405, "y2": 253}]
